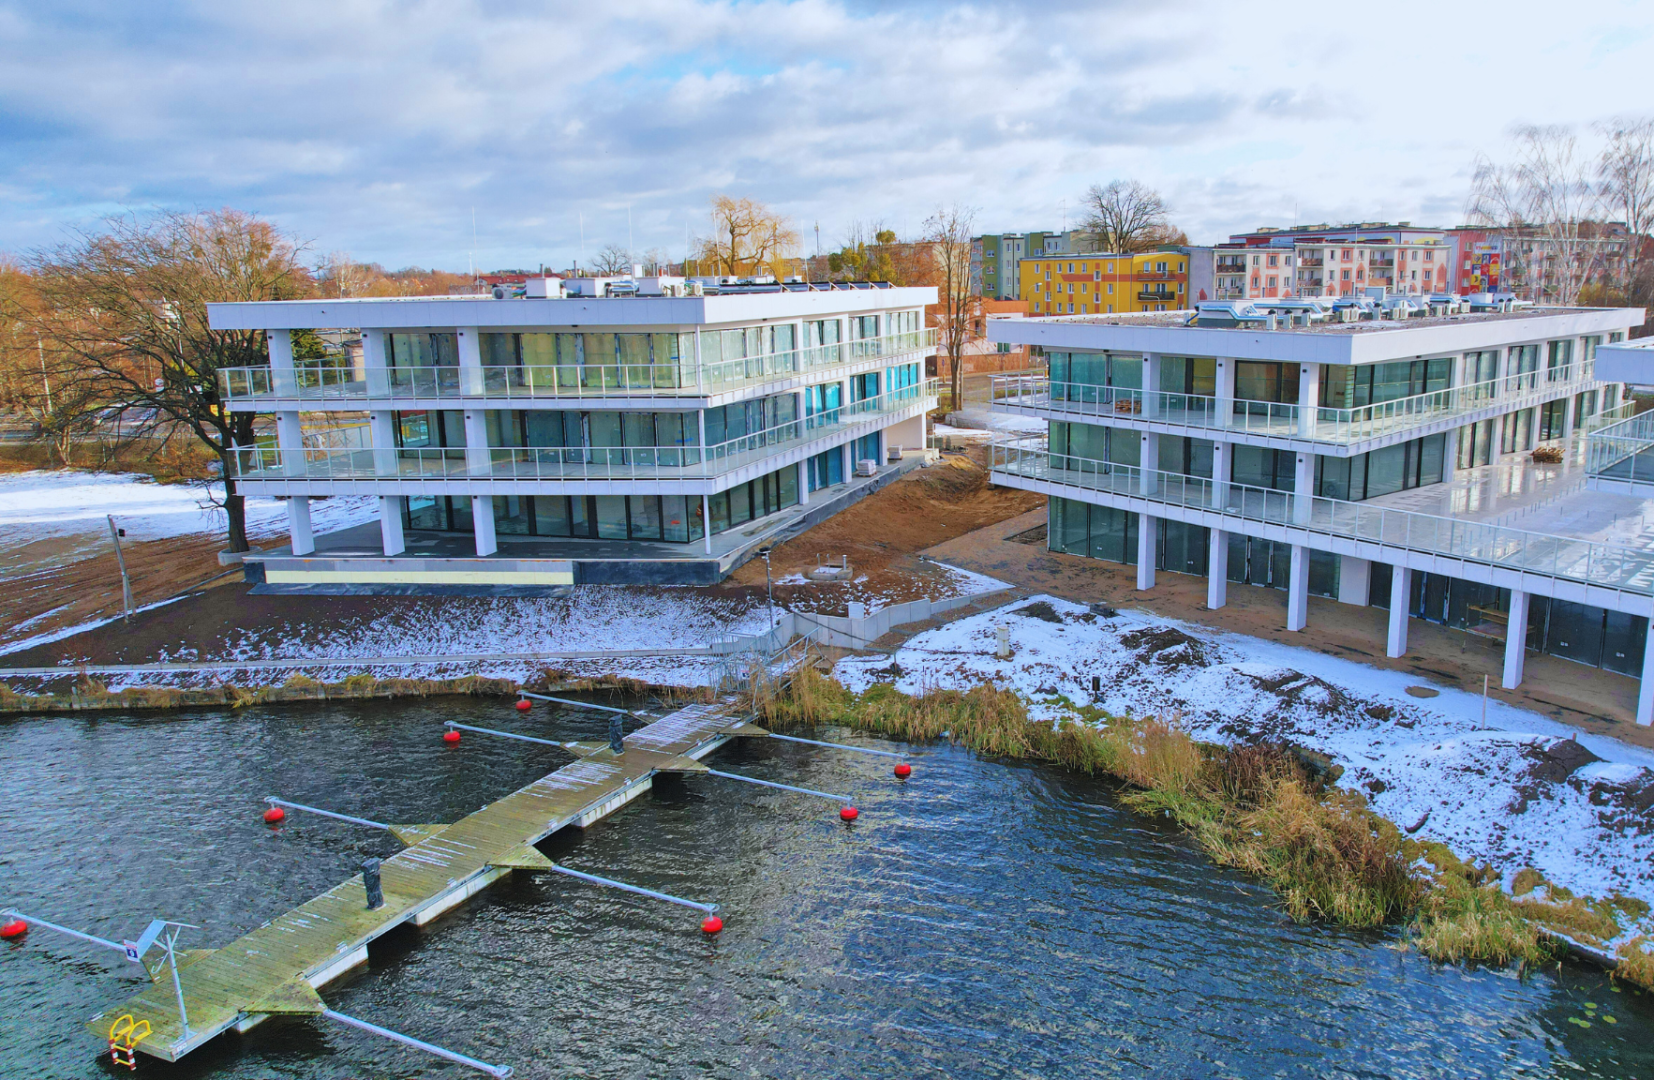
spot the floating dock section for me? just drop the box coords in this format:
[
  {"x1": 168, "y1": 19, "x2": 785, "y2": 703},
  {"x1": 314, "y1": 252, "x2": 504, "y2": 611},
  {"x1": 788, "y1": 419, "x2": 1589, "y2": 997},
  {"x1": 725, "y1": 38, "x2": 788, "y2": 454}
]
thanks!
[{"x1": 87, "y1": 700, "x2": 757, "y2": 1063}]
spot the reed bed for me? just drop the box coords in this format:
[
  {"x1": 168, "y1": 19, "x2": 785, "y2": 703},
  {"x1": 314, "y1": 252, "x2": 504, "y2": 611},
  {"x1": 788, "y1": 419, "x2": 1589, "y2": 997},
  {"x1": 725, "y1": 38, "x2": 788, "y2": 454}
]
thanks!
[{"x1": 754, "y1": 665, "x2": 1654, "y2": 988}]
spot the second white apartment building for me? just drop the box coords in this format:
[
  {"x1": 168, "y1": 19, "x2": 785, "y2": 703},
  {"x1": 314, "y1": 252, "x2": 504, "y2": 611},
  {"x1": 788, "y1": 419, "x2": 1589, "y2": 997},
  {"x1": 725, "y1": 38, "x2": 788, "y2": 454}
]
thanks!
[{"x1": 984, "y1": 303, "x2": 1654, "y2": 722}]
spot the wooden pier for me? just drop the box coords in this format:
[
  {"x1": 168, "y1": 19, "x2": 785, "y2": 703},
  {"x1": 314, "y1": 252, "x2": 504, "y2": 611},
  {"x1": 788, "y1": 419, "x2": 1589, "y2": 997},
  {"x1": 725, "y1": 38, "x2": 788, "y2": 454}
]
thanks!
[{"x1": 87, "y1": 699, "x2": 762, "y2": 1064}]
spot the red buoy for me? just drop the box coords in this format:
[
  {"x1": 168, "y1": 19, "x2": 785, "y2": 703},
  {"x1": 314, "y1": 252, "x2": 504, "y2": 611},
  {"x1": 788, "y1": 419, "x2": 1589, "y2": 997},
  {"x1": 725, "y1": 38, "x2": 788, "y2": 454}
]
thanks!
[
  {"x1": 0, "y1": 919, "x2": 27, "y2": 940},
  {"x1": 262, "y1": 806, "x2": 286, "y2": 824},
  {"x1": 700, "y1": 915, "x2": 723, "y2": 935},
  {"x1": 515, "y1": 699, "x2": 532, "y2": 712},
  {"x1": 840, "y1": 806, "x2": 859, "y2": 822},
  {"x1": 894, "y1": 763, "x2": 912, "y2": 779},
  {"x1": 443, "y1": 729, "x2": 461, "y2": 744}
]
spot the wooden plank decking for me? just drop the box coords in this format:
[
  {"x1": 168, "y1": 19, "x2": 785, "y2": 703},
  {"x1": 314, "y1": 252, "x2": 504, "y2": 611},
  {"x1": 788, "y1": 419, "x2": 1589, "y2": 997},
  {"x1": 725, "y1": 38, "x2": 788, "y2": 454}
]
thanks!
[{"x1": 90, "y1": 700, "x2": 748, "y2": 1062}]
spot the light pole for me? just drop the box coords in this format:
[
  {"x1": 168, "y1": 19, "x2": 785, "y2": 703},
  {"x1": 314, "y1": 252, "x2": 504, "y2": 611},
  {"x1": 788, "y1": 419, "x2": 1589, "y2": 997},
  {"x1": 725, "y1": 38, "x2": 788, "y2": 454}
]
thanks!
[{"x1": 759, "y1": 546, "x2": 775, "y2": 635}]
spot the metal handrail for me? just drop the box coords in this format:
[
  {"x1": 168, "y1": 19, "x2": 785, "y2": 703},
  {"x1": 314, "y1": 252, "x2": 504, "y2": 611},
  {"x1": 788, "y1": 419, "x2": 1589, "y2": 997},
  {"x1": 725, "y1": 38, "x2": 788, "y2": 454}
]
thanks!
[
  {"x1": 989, "y1": 361, "x2": 1599, "y2": 444},
  {"x1": 232, "y1": 381, "x2": 937, "y2": 482},
  {"x1": 218, "y1": 330, "x2": 936, "y2": 402},
  {"x1": 1585, "y1": 406, "x2": 1654, "y2": 483},
  {"x1": 990, "y1": 438, "x2": 1654, "y2": 599}
]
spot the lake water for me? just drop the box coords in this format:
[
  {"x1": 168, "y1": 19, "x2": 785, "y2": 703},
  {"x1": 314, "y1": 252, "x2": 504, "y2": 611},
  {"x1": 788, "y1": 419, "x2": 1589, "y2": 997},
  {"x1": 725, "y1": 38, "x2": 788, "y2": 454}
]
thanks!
[{"x1": 2, "y1": 697, "x2": 1651, "y2": 1079}]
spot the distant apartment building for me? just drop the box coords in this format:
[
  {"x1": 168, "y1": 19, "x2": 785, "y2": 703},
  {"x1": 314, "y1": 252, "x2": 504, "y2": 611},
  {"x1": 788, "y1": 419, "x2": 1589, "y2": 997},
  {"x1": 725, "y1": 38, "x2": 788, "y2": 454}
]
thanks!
[
  {"x1": 1213, "y1": 223, "x2": 1454, "y2": 301},
  {"x1": 1446, "y1": 224, "x2": 1636, "y2": 304},
  {"x1": 974, "y1": 232, "x2": 1059, "y2": 301},
  {"x1": 1020, "y1": 250, "x2": 1195, "y2": 315},
  {"x1": 208, "y1": 278, "x2": 937, "y2": 591}
]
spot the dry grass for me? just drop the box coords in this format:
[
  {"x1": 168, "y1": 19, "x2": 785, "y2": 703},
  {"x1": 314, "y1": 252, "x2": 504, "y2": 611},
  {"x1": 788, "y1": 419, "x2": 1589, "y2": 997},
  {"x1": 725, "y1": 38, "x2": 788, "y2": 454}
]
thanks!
[{"x1": 0, "y1": 673, "x2": 522, "y2": 713}]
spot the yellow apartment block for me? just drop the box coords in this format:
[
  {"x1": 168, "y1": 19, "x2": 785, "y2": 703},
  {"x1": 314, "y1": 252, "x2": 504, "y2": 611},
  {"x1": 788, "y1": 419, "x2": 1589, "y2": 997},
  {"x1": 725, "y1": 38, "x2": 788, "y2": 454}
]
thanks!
[{"x1": 1020, "y1": 251, "x2": 1188, "y2": 315}]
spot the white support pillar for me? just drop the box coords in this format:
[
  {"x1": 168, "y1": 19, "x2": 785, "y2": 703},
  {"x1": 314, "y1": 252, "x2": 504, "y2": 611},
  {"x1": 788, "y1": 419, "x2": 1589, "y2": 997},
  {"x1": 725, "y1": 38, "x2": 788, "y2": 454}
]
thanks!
[
  {"x1": 463, "y1": 409, "x2": 490, "y2": 475},
  {"x1": 1338, "y1": 555, "x2": 1371, "y2": 606},
  {"x1": 287, "y1": 497, "x2": 314, "y2": 556},
  {"x1": 702, "y1": 494, "x2": 713, "y2": 555},
  {"x1": 379, "y1": 496, "x2": 405, "y2": 556},
  {"x1": 797, "y1": 461, "x2": 810, "y2": 504},
  {"x1": 1141, "y1": 352, "x2": 1161, "y2": 419},
  {"x1": 1215, "y1": 357, "x2": 1235, "y2": 429},
  {"x1": 1207, "y1": 528, "x2": 1228, "y2": 609},
  {"x1": 275, "y1": 411, "x2": 304, "y2": 453},
  {"x1": 1139, "y1": 431, "x2": 1159, "y2": 495},
  {"x1": 1293, "y1": 451, "x2": 1315, "y2": 525},
  {"x1": 362, "y1": 329, "x2": 389, "y2": 396},
  {"x1": 1636, "y1": 622, "x2": 1654, "y2": 726},
  {"x1": 370, "y1": 410, "x2": 397, "y2": 476},
  {"x1": 1211, "y1": 439, "x2": 1231, "y2": 509},
  {"x1": 1286, "y1": 544, "x2": 1309, "y2": 631},
  {"x1": 1562, "y1": 394, "x2": 1578, "y2": 439},
  {"x1": 1503, "y1": 589, "x2": 1530, "y2": 690},
  {"x1": 1386, "y1": 564, "x2": 1410, "y2": 657},
  {"x1": 1297, "y1": 362, "x2": 1320, "y2": 438},
  {"x1": 268, "y1": 328, "x2": 295, "y2": 396},
  {"x1": 456, "y1": 325, "x2": 484, "y2": 395},
  {"x1": 1136, "y1": 513, "x2": 1157, "y2": 591},
  {"x1": 471, "y1": 494, "x2": 497, "y2": 557},
  {"x1": 1441, "y1": 425, "x2": 1459, "y2": 481}
]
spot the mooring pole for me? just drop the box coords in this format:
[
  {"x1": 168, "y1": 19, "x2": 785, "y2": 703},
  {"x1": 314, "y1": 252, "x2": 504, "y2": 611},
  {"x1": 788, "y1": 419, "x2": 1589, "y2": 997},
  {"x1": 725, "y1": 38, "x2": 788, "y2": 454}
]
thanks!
[
  {"x1": 608, "y1": 713, "x2": 625, "y2": 754},
  {"x1": 544, "y1": 863, "x2": 718, "y2": 915},
  {"x1": 264, "y1": 797, "x2": 391, "y2": 832},
  {"x1": 762, "y1": 733, "x2": 909, "y2": 759},
  {"x1": 443, "y1": 722, "x2": 577, "y2": 749},
  {"x1": 703, "y1": 769, "x2": 852, "y2": 803},
  {"x1": 321, "y1": 1008, "x2": 513, "y2": 1078},
  {"x1": 362, "y1": 859, "x2": 384, "y2": 910}
]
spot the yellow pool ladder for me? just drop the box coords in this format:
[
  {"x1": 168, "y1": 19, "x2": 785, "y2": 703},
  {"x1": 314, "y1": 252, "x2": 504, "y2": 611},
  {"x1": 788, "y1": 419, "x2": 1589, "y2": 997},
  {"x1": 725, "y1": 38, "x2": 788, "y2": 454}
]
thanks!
[{"x1": 107, "y1": 1014, "x2": 151, "y2": 1071}]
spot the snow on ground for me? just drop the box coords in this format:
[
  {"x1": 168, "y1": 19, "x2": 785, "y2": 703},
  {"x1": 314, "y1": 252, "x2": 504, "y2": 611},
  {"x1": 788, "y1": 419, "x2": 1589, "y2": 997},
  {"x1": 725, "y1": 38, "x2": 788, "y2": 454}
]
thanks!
[
  {"x1": 150, "y1": 588, "x2": 774, "y2": 665},
  {"x1": 929, "y1": 560, "x2": 1013, "y2": 599},
  {"x1": 0, "y1": 470, "x2": 377, "y2": 542},
  {"x1": 835, "y1": 594, "x2": 1654, "y2": 917}
]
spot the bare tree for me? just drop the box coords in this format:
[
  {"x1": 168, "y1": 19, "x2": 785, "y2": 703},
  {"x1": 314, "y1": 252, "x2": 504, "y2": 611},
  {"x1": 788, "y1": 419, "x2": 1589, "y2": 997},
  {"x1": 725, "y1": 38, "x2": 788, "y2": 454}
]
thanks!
[
  {"x1": 922, "y1": 205, "x2": 977, "y2": 411},
  {"x1": 315, "y1": 251, "x2": 376, "y2": 298},
  {"x1": 17, "y1": 209, "x2": 313, "y2": 551},
  {"x1": 1598, "y1": 117, "x2": 1654, "y2": 301},
  {"x1": 590, "y1": 243, "x2": 635, "y2": 276},
  {"x1": 1080, "y1": 181, "x2": 1171, "y2": 254},
  {"x1": 1467, "y1": 125, "x2": 1609, "y2": 305},
  {"x1": 695, "y1": 196, "x2": 800, "y2": 277}
]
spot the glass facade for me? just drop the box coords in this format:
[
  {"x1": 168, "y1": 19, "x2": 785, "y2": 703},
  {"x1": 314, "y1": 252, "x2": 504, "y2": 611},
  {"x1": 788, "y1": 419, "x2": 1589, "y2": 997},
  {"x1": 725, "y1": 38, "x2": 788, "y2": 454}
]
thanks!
[
  {"x1": 1320, "y1": 357, "x2": 1452, "y2": 409},
  {"x1": 1315, "y1": 435, "x2": 1445, "y2": 501}
]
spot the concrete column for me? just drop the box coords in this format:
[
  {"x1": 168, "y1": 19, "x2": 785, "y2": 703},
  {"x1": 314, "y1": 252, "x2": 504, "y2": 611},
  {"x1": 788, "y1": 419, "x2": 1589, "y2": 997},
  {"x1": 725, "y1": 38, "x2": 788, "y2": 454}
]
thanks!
[
  {"x1": 842, "y1": 441, "x2": 852, "y2": 481},
  {"x1": 797, "y1": 461, "x2": 810, "y2": 504},
  {"x1": 1207, "y1": 528, "x2": 1228, "y2": 609},
  {"x1": 702, "y1": 494, "x2": 713, "y2": 555},
  {"x1": 1503, "y1": 589, "x2": 1530, "y2": 690},
  {"x1": 1141, "y1": 352, "x2": 1161, "y2": 419},
  {"x1": 1441, "y1": 425, "x2": 1458, "y2": 480},
  {"x1": 456, "y1": 326, "x2": 483, "y2": 395},
  {"x1": 362, "y1": 329, "x2": 389, "y2": 396},
  {"x1": 379, "y1": 495, "x2": 405, "y2": 556},
  {"x1": 1211, "y1": 439, "x2": 1231, "y2": 509},
  {"x1": 1215, "y1": 357, "x2": 1235, "y2": 429},
  {"x1": 1386, "y1": 564, "x2": 1410, "y2": 657},
  {"x1": 471, "y1": 494, "x2": 497, "y2": 557},
  {"x1": 370, "y1": 410, "x2": 397, "y2": 476},
  {"x1": 1562, "y1": 394, "x2": 1578, "y2": 439},
  {"x1": 463, "y1": 409, "x2": 491, "y2": 476},
  {"x1": 1136, "y1": 513, "x2": 1157, "y2": 591},
  {"x1": 1139, "y1": 431, "x2": 1159, "y2": 496},
  {"x1": 268, "y1": 328, "x2": 295, "y2": 396},
  {"x1": 1636, "y1": 621, "x2": 1654, "y2": 726},
  {"x1": 1293, "y1": 451, "x2": 1315, "y2": 525},
  {"x1": 1286, "y1": 544, "x2": 1309, "y2": 631},
  {"x1": 1338, "y1": 556, "x2": 1371, "y2": 606},
  {"x1": 1298, "y1": 362, "x2": 1320, "y2": 438},
  {"x1": 287, "y1": 496, "x2": 314, "y2": 556}
]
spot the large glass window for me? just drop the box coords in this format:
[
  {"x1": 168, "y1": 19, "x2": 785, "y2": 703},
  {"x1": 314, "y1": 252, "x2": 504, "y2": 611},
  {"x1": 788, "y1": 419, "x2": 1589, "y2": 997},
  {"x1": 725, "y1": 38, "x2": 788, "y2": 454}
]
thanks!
[
  {"x1": 387, "y1": 332, "x2": 458, "y2": 368},
  {"x1": 1315, "y1": 435, "x2": 1444, "y2": 500},
  {"x1": 1501, "y1": 407, "x2": 1534, "y2": 454},
  {"x1": 1507, "y1": 345, "x2": 1540, "y2": 390}
]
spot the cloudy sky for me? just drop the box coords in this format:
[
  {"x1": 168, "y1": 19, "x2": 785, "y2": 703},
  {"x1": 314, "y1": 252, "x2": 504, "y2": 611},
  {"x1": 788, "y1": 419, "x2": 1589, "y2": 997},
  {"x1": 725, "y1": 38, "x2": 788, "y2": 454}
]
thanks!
[{"x1": 2, "y1": 0, "x2": 1651, "y2": 271}]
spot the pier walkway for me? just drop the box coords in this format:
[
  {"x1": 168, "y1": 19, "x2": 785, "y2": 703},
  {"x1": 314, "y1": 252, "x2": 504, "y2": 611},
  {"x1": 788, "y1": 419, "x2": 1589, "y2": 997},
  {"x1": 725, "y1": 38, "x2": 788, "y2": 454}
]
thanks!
[{"x1": 87, "y1": 698, "x2": 757, "y2": 1064}]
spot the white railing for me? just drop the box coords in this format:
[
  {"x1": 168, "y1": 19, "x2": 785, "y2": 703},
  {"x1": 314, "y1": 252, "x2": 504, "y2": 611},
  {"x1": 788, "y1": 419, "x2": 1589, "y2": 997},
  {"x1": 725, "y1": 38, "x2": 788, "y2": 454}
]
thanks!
[
  {"x1": 990, "y1": 438, "x2": 1654, "y2": 599},
  {"x1": 1586, "y1": 407, "x2": 1654, "y2": 485},
  {"x1": 219, "y1": 330, "x2": 935, "y2": 403},
  {"x1": 990, "y1": 361, "x2": 1599, "y2": 445},
  {"x1": 232, "y1": 381, "x2": 936, "y2": 483}
]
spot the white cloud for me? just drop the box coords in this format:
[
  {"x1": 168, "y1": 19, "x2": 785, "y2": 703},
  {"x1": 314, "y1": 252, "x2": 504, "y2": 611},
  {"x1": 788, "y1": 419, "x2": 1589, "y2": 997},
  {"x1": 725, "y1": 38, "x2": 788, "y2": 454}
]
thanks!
[{"x1": 0, "y1": 0, "x2": 1649, "y2": 268}]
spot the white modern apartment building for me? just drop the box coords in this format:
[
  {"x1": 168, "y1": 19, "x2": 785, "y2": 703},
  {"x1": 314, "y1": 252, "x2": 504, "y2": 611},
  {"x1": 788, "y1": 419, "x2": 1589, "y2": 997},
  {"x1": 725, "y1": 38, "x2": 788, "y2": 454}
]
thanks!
[
  {"x1": 984, "y1": 304, "x2": 1654, "y2": 723},
  {"x1": 208, "y1": 280, "x2": 937, "y2": 591}
]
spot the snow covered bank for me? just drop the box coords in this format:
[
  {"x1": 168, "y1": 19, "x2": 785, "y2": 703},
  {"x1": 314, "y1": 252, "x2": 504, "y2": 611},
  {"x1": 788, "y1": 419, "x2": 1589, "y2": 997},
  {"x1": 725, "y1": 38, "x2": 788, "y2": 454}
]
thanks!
[
  {"x1": 833, "y1": 595, "x2": 1654, "y2": 921},
  {"x1": 0, "y1": 470, "x2": 376, "y2": 542}
]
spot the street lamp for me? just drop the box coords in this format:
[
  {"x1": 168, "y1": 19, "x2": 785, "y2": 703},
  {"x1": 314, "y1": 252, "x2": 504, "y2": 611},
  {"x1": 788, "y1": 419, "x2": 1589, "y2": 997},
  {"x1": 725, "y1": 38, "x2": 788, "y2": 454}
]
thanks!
[{"x1": 758, "y1": 546, "x2": 775, "y2": 634}]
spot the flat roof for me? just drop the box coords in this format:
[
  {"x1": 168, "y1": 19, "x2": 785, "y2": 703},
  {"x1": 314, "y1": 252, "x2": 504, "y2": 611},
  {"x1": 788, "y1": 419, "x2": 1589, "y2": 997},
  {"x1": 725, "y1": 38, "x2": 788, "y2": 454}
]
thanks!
[
  {"x1": 987, "y1": 306, "x2": 1644, "y2": 365},
  {"x1": 208, "y1": 286, "x2": 938, "y2": 332}
]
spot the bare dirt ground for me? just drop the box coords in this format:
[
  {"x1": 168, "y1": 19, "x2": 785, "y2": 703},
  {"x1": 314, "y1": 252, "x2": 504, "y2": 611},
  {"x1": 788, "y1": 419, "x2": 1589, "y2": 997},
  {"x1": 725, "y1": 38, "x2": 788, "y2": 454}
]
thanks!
[
  {"x1": 726, "y1": 447, "x2": 1045, "y2": 615},
  {"x1": 1, "y1": 446, "x2": 1043, "y2": 667}
]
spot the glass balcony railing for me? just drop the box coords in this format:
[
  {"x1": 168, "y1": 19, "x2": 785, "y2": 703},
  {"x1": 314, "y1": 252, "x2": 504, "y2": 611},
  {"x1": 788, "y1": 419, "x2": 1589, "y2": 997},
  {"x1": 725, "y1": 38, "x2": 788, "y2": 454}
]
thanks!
[
  {"x1": 989, "y1": 439, "x2": 1654, "y2": 599},
  {"x1": 219, "y1": 330, "x2": 936, "y2": 403},
  {"x1": 1586, "y1": 407, "x2": 1654, "y2": 486},
  {"x1": 989, "y1": 362, "x2": 1598, "y2": 446},
  {"x1": 231, "y1": 380, "x2": 937, "y2": 483}
]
